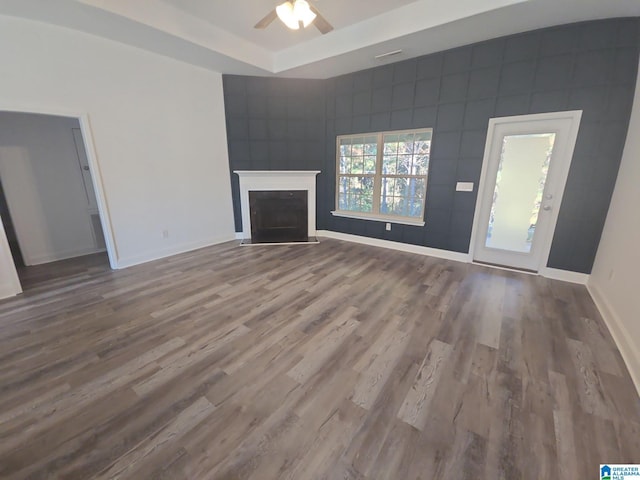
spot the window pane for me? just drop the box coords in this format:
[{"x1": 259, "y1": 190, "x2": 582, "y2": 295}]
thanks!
[
  {"x1": 352, "y1": 138, "x2": 364, "y2": 156},
  {"x1": 413, "y1": 155, "x2": 429, "y2": 175},
  {"x1": 340, "y1": 135, "x2": 378, "y2": 175},
  {"x1": 395, "y1": 177, "x2": 408, "y2": 197},
  {"x1": 380, "y1": 177, "x2": 395, "y2": 213},
  {"x1": 384, "y1": 134, "x2": 398, "y2": 155},
  {"x1": 411, "y1": 200, "x2": 423, "y2": 217},
  {"x1": 415, "y1": 131, "x2": 431, "y2": 141},
  {"x1": 414, "y1": 139, "x2": 430, "y2": 154},
  {"x1": 485, "y1": 133, "x2": 555, "y2": 253},
  {"x1": 412, "y1": 177, "x2": 426, "y2": 200},
  {"x1": 392, "y1": 196, "x2": 406, "y2": 216},
  {"x1": 380, "y1": 196, "x2": 391, "y2": 214},
  {"x1": 397, "y1": 155, "x2": 411, "y2": 174},
  {"x1": 339, "y1": 156, "x2": 349, "y2": 174},
  {"x1": 398, "y1": 134, "x2": 413, "y2": 155},
  {"x1": 364, "y1": 136, "x2": 377, "y2": 155},
  {"x1": 383, "y1": 155, "x2": 397, "y2": 174},
  {"x1": 338, "y1": 193, "x2": 347, "y2": 210},
  {"x1": 339, "y1": 175, "x2": 374, "y2": 213},
  {"x1": 339, "y1": 138, "x2": 352, "y2": 157},
  {"x1": 364, "y1": 155, "x2": 376, "y2": 174},
  {"x1": 347, "y1": 193, "x2": 357, "y2": 210},
  {"x1": 385, "y1": 177, "x2": 427, "y2": 218},
  {"x1": 352, "y1": 156, "x2": 364, "y2": 174},
  {"x1": 382, "y1": 176, "x2": 395, "y2": 194}
]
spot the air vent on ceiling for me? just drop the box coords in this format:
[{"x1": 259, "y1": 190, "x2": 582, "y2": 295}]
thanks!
[{"x1": 374, "y1": 49, "x2": 402, "y2": 60}]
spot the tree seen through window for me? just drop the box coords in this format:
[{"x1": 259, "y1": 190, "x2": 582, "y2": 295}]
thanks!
[{"x1": 337, "y1": 129, "x2": 431, "y2": 222}]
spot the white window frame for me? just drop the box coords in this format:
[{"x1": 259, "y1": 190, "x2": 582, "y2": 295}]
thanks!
[{"x1": 331, "y1": 128, "x2": 432, "y2": 226}]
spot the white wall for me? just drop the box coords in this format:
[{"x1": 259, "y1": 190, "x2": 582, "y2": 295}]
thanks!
[
  {"x1": 588, "y1": 63, "x2": 640, "y2": 393},
  {"x1": 0, "y1": 14, "x2": 235, "y2": 290},
  {"x1": 0, "y1": 217, "x2": 21, "y2": 298},
  {"x1": 0, "y1": 113, "x2": 101, "y2": 265}
]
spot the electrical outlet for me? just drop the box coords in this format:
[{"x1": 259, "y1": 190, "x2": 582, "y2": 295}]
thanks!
[
  {"x1": 456, "y1": 182, "x2": 474, "y2": 192},
  {"x1": 162, "y1": 229, "x2": 169, "y2": 239},
  {"x1": 385, "y1": 223, "x2": 391, "y2": 231}
]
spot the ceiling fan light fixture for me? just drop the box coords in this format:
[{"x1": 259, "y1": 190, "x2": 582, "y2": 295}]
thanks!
[
  {"x1": 276, "y1": 1, "x2": 299, "y2": 30},
  {"x1": 276, "y1": 0, "x2": 316, "y2": 30},
  {"x1": 294, "y1": 0, "x2": 316, "y2": 28}
]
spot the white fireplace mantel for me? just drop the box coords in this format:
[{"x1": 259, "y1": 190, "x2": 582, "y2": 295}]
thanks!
[{"x1": 234, "y1": 170, "x2": 320, "y2": 241}]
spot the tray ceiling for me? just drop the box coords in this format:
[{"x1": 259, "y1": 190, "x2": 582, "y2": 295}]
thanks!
[{"x1": 0, "y1": 0, "x2": 639, "y2": 78}]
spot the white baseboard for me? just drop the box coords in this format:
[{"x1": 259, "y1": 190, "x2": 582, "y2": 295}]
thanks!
[
  {"x1": 235, "y1": 232, "x2": 243, "y2": 240},
  {"x1": 318, "y1": 230, "x2": 592, "y2": 285},
  {"x1": 587, "y1": 282, "x2": 640, "y2": 396},
  {"x1": 317, "y1": 230, "x2": 472, "y2": 263},
  {"x1": 26, "y1": 246, "x2": 107, "y2": 266},
  {"x1": 116, "y1": 234, "x2": 236, "y2": 269},
  {"x1": 539, "y1": 267, "x2": 590, "y2": 284},
  {"x1": 0, "y1": 280, "x2": 22, "y2": 300}
]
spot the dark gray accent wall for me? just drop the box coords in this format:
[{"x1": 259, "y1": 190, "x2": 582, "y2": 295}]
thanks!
[
  {"x1": 223, "y1": 18, "x2": 639, "y2": 274},
  {"x1": 223, "y1": 76, "x2": 326, "y2": 231}
]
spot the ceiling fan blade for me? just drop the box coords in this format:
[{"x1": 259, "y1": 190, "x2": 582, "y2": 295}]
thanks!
[
  {"x1": 309, "y1": 4, "x2": 334, "y2": 34},
  {"x1": 254, "y1": 9, "x2": 278, "y2": 29}
]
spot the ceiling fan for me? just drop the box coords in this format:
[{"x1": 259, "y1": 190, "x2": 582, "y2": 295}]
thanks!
[{"x1": 254, "y1": 0, "x2": 334, "y2": 34}]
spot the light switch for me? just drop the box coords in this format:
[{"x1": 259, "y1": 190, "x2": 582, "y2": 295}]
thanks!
[{"x1": 456, "y1": 182, "x2": 474, "y2": 192}]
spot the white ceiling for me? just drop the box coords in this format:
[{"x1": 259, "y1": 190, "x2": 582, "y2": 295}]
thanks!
[
  {"x1": 161, "y1": 0, "x2": 419, "y2": 51},
  {"x1": 1, "y1": 0, "x2": 639, "y2": 79}
]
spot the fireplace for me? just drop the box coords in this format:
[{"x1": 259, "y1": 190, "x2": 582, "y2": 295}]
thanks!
[
  {"x1": 235, "y1": 170, "x2": 320, "y2": 245},
  {"x1": 249, "y1": 190, "x2": 308, "y2": 243}
]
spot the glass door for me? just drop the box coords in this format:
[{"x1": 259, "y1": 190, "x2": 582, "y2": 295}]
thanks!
[{"x1": 472, "y1": 112, "x2": 582, "y2": 271}]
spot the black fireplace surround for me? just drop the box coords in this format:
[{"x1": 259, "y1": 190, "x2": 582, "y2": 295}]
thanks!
[{"x1": 249, "y1": 190, "x2": 308, "y2": 243}]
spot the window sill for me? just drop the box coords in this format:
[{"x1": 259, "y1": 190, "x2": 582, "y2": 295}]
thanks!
[{"x1": 330, "y1": 210, "x2": 425, "y2": 227}]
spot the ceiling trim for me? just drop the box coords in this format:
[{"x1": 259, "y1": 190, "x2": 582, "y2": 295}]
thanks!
[
  {"x1": 272, "y1": 0, "x2": 528, "y2": 72},
  {"x1": 0, "y1": 0, "x2": 638, "y2": 79}
]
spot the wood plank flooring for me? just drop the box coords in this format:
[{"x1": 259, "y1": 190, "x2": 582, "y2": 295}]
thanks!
[{"x1": 0, "y1": 239, "x2": 638, "y2": 479}]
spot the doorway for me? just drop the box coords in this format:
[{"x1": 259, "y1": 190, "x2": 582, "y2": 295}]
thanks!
[
  {"x1": 0, "y1": 111, "x2": 115, "y2": 296},
  {"x1": 0, "y1": 178, "x2": 24, "y2": 267},
  {"x1": 471, "y1": 111, "x2": 582, "y2": 272}
]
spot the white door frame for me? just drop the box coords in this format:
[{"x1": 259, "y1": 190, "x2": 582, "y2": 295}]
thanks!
[
  {"x1": 0, "y1": 217, "x2": 22, "y2": 298},
  {"x1": 0, "y1": 104, "x2": 118, "y2": 299},
  {"x1": 469, "y1": 110, "x2": 582, "y2": 272}
]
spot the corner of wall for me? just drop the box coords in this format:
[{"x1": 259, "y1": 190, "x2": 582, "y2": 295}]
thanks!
[
  {"x1": 587, "y1": 280, "x2": 640, "y2": 396},
  {"x1": 115, "y1": 234, "x2": 237, "y2": 269}
]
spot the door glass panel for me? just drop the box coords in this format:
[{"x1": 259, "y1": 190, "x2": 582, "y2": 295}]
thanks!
[{"x1": 485, "y1": 133, "x2": 556, "y2": 253}]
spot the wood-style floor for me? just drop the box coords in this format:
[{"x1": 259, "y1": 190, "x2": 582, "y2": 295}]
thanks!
[
  {"x1": 16, "y1": 252, "x2": 110, "y2": 291},
  {"x1": 0, "y1": 239, "x2": 638, "y2": 479}
]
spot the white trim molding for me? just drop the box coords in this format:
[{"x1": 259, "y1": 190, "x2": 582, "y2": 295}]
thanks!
[
  {"x1": 234, "y1": 170, "x2": 320, "y2": 241},
  {"x1": 587, "y1": 283, "x2": 640, "y2": 395},
  {"x1": 539, "y1": 267, "x2": 589, "y2": 285},
  {"x1": 116, "y1": 234, "x2": 236, "y2": 269},
  {"x1": 319, "y1": 229, "x2": 591, "y2": 284},
  {"x1": 0, "y1": 213, "x2": 21, "y2": 299},
  {"x1": 317, "y1": 230, "x2": 471, "y2": 263},
  {"x1": 330, "y1": 210, "x2": 425, "y2": 227},
  {"x1": 28, "y1": 246, "x2": 107, "y2": 266}
]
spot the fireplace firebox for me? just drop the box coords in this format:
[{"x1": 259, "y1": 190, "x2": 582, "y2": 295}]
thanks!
[
  {"x1": 249, "y1": 190, "x2": 308, "y2": 243},
  {"x1": 234, "y1": 170, "x2": 320, "y2": 245}
]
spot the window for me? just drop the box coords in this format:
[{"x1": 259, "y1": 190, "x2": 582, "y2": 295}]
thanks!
[{"x1": 334, "y1": 128, "x2": 432, "y2": 225}]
